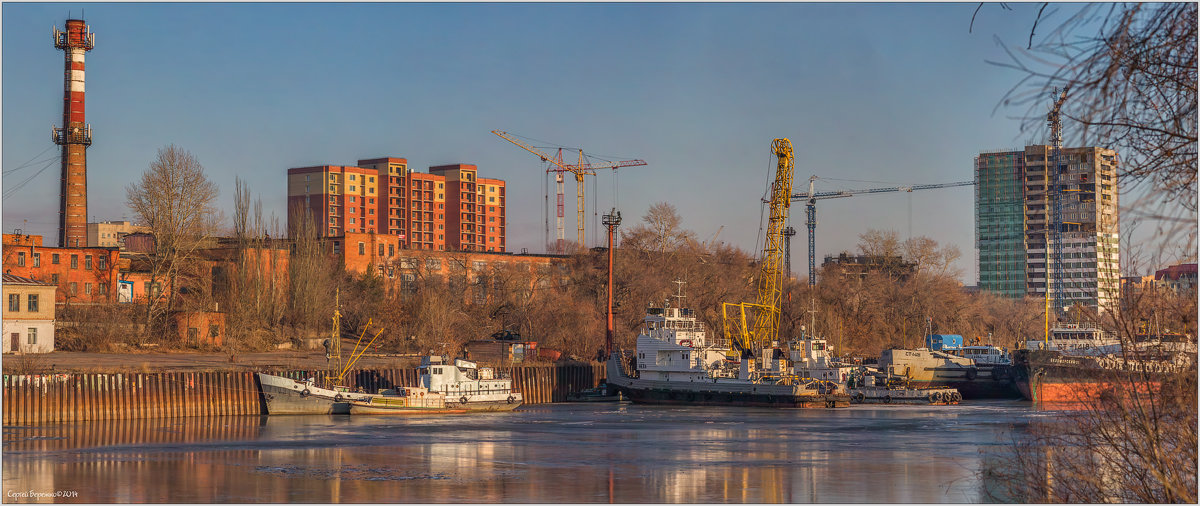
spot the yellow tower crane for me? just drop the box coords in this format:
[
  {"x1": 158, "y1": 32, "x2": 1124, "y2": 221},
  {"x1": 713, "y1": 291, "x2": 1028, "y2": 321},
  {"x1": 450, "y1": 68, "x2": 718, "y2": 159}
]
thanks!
[{"x1": 722, "y1": 139, "x2": 794, "y2": 358}]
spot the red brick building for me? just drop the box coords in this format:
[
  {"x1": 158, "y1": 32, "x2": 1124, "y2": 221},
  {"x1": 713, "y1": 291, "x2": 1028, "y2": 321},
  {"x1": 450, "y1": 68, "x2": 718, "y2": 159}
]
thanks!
[
  {"x1": 287, "y1": 157, "x2": 505, "y2": 252},
  {"x1": 2, "y1": 234, "x2": 119, "y2": 304}
]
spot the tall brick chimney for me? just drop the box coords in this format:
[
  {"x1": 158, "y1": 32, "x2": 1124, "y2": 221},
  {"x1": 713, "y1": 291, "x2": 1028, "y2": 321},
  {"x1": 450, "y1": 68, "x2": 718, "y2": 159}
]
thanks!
[{"x1": 52, "y1": 18, "x2": 94, "y2": 248}]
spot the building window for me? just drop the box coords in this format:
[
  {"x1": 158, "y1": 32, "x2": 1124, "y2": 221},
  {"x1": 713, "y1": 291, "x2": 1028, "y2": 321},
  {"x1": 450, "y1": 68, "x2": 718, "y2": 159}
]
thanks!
[
  {"x1": 16, "y1": 252, "x2": 25, "y2": 266},
  {"x1": 489, "y1": 196, "x2": 495, "y2": 202},
  {"x1": 426, "y1": 258, "x2": 441, "y2": 270},
  {"x1": 70, "y1": 283, "x2": 78, "y2": 295},
  {"x1": 209, "y1": 324, "x2": 220, "y2": 338},
  {"x1": 71, "y1": 255, "x2": 78, "y2": 269},
  {"x1": 188, "y1": 327, "x2": 199, "y2": 342},
  {"x1": 378, "y1": 244, "x2": 385, "y2": 256},
  {"x1": 358, "y1": 242, "x2": 366, "y2": 255},
  {"x1": 32, "y1": 253, "x2": 40, "y2": 267},
  {"x1": 350, "y1": 196, "x2": 356, "y2": 203},
  {"x1": 85, "y1": 255, "x2": 93, "y2": 270},
  {"x1": 51, "y1": 274, "x2": 59, "y2": 285},
  {"x1": 85, "y1": 283, "x2": 93, "y2": 295},
  {"x1": 8, "y1": 294, "x2": 19, "y2": 312},
  {"x1": 27, "y1": 294, "x2": 38, "y2": 312},
  {"x1": 27, "y1": 328, "x2": 37, "y2": 345},
  {"x1": 98, "y1": 256, "x2": 106, "y2": 270},
  {"x1": 349, "y1": 186, "x2": 357, "y2": 192},
  {"x1": 52, "y1": 253, "x2": 60, "y2": 265},
  {"x1": 330, "y1": 196, "x2": 336, "y2": 203},
  {"x1": 333, "y1": 241, "x2": 341, "y2": 254},
  {"x1": 388, "y1": 244, "x2": 394, "y2": 256},
  {"x1": 350, "y1": 218, "x2": 356, "y2": 224},
  {"x1": 349, "y1": 174, "x2": 356, "y2": 181},
  {"x1": 99, "y1": 283, "x2": 108, "y2": 295}
]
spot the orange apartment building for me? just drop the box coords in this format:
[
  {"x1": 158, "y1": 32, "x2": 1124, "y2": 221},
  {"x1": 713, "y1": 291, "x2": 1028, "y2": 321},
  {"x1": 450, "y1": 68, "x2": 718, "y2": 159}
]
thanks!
[
  {"x1": 2, "y1": 233, "x2": 119, "y2": 304},
  {"x1": 287, "y1": 157, "x2": 505, "y2": 252}
]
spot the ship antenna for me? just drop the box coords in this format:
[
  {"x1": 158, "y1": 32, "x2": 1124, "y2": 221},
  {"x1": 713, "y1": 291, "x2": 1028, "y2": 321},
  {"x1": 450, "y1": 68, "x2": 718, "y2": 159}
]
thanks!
[{"x1": 672, "y1": 279, "x2": 687, "y2": 306}]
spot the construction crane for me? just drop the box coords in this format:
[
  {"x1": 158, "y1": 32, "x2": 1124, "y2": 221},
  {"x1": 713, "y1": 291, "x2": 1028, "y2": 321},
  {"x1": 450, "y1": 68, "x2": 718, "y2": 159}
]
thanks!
[
  {"x1": 1045, "y1": 86, "x2": 1070, "y2": 339},
  {"x1": 722, "y1": 139, "x2": 794, "y2": 357},
  {"x1": 791, "y1": 176, "x2": 976, "y2": 286},
  {"x1": 492, "y1": 130, "x2": 646, "y2": 252}
]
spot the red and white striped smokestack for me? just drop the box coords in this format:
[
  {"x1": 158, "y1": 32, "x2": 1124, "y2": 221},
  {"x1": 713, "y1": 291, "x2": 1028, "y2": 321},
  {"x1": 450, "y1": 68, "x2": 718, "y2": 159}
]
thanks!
[{"x1": 53, "y1": 18, "x2": 95, "y2": 248}]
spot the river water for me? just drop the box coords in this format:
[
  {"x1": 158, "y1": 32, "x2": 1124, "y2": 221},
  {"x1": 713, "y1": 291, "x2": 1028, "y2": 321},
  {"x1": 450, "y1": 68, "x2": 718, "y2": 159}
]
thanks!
[{"x1": 3, "y1": 401, "x2": 1038, "y2": 503}]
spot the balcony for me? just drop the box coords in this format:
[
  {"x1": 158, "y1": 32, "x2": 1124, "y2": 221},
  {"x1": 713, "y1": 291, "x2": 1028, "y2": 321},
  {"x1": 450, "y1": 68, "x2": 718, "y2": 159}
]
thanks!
[{"x1": 52, "y1": 125, "x2": 92, "y2": 146}]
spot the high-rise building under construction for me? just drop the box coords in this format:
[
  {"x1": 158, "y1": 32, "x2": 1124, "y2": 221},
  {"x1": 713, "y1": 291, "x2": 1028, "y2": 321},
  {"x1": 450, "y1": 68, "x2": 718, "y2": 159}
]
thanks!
[{"x1": 975, "y1": 146, "x2": 1120, "y2": 311}]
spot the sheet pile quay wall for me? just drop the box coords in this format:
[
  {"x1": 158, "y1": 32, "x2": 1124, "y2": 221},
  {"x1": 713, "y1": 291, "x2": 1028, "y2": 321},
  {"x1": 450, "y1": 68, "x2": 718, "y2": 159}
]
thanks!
[{"x1": 3, "y1": 363, "x2": 605, "y2": 425}]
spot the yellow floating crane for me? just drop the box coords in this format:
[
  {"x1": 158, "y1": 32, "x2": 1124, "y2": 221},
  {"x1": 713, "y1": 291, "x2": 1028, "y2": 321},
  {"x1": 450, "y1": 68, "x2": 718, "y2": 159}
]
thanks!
[{"x1": 722, "y1": 139, "x2": 794, "y2": 357}]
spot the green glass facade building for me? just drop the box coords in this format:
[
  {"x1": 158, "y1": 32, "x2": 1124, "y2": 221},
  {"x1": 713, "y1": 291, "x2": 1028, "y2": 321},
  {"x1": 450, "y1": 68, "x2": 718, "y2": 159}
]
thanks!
[{"x1": 975, "y1": 151, "x2": 1027, "y2": 298}]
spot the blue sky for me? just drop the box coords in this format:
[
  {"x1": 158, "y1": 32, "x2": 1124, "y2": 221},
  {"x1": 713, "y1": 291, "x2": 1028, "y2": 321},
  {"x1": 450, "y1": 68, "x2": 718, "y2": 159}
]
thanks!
[{"x1": 3, "y1": 2, "x2": 1123, "y2": 281}]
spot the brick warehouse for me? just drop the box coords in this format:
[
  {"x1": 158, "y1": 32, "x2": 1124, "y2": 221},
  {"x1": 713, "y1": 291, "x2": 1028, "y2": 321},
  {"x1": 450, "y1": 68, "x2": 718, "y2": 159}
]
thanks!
[
  {"x1": 286, "y1": 157, "x2": 506, "y2": 252},
  {"x1": 2, "y1": 233, "x2": 118, "y2": 304}
]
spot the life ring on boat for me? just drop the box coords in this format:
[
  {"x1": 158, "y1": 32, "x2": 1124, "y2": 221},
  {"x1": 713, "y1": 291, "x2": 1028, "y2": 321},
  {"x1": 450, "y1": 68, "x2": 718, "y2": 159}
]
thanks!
[
  {"x1": 679, "y1": 339, "x2": 693, "y2": 347},
  {"x1": 507, "y1": 395, "x2": 516, "y2": 404},
  {"x1": 883, "y1": 395, "x2": 892, "y2": 404},
  {"x1": 334, "y1": 394, "x2": 344, "y2": 402},
  {"x1": 951, "y1": 392, "x2": 962, "y2": 403},
  {"x1": 928, "y1": 392, "x2": 937, "y2": 403},
  {"x1": 300, "y1": 389, "x2": 311, "y2": 397},
  {"x1": 965, "y1": 368, "x2": 978, "y2": 381},
  {"x1": 459, "y1": 396, "x2": 468, "y2": 405},
  {"x1": 853, "y1": 392, "x2": 865, "y2": 403}
]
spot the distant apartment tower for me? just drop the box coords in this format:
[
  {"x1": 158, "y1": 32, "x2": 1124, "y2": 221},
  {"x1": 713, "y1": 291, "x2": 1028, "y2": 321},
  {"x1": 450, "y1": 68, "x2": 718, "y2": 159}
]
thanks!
[
  {"x1": 287, "y1": 158, "x2": 506, "y2": 252},
  {"x1": 975, "y1": 145, "x2": 1120, "y2": 311}
]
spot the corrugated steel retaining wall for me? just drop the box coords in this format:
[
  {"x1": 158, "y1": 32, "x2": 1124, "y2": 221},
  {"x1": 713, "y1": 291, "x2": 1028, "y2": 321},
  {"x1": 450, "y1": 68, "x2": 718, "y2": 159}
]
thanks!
[{"x1": 2, "y1": 363, "x2": 605, "y2": 425}]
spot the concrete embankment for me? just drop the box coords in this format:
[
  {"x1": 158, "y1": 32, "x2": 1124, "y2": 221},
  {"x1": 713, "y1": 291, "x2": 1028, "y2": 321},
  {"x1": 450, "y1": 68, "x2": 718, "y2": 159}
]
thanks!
[{"x1": 2, "y1": 363, "x2": 605, "y2": 425}]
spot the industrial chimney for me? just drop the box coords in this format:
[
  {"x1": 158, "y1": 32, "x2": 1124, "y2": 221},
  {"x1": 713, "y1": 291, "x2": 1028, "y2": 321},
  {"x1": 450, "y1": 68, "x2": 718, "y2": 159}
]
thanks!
[{"x1": 52, "y1": 18, "x2": 94, "y2": 248}]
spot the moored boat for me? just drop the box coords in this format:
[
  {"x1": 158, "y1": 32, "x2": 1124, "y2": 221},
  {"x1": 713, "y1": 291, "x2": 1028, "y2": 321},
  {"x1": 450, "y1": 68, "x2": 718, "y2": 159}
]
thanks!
[
  {"x1": 348, "y1": 386, "x2": 468, "y2": 415},
  {"x1": 606, "y1": 300, "x2": 849, "y2": 409},
  {"x1": 257, "y1": 290, "x2": 385, "y2": 415},
  {"x1": 256, "y1": 373, "x2": 373, "y2": 415},
  {"x1": 1012, "y1": 325, "x2": 1195, "y2": 404},
  {"x1": 418, "y1": 356, "x2": 523, "y2": 411},
  {"x1": 879, "y1": 334, "x2": 1021, "y2": 399}
]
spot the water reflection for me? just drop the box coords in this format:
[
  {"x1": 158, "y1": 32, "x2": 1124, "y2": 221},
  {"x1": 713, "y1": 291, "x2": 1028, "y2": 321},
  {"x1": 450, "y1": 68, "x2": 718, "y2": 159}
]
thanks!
[{"x1": 3, "y1": 402, "x2": 1032, "y2": 503}]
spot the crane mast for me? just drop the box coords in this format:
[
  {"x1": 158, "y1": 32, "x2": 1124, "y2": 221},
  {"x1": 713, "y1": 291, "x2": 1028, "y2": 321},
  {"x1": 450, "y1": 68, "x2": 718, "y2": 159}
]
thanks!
[
  {"x1": 723, "y1": 139, "x2": 794, "y2": 357},
  {"x1": 1045, "y1": 86, "x2": 1069, "y2": 341}
]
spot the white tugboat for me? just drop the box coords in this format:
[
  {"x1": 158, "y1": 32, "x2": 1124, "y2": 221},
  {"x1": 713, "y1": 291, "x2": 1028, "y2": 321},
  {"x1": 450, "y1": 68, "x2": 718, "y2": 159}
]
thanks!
[
  {"x1": 418, "y1": 356, "x2": 523, "y2": 411},
  {"x1": 606, "y1": 292, "x2": 849, "y2": 409}
]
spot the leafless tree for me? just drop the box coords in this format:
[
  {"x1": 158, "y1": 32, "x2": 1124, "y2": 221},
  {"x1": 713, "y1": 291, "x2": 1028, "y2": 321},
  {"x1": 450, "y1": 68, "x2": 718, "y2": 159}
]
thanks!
[
  {"x1": 287, "y1": 203, "x2": 336, "y2": 337},
  {"x1": 989, "y1": 2, "x2": 1197, "y2": 249},
  {"x1": 125, "y1": 145, "x2": 219, "y2": 341}
]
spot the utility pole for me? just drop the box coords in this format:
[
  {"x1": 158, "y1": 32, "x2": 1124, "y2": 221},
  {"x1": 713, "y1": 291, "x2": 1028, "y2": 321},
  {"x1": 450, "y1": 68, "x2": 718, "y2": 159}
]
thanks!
[{"x1": 603, "y1": 208, "x2": 622, "y2": 358}]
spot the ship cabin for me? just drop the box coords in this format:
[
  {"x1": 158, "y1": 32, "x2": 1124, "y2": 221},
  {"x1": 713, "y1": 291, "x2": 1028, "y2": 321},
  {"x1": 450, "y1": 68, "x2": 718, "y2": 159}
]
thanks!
[
  {"x1": 787, "y1": 330, "x2": 854, "y2": 382},
  {"x1": 956, "y1": 346, "x2": 1012, "y2": 365},
  {"x1": 635, "y1": 305, "x2": 723, "y2": 382},
  {"x1": 1025, "y1": 324, "x2": 1120, "y2": 355},
  {"x1": 418, "y1": 356, "x2": 511, "y2": 396}
]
